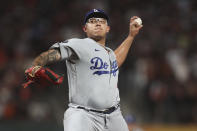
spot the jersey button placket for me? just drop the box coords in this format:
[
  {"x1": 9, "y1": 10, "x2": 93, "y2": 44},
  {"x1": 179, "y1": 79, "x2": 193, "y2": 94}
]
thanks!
[{"x1": 108, "y1": 52, "x2": 112, "y2": 85}]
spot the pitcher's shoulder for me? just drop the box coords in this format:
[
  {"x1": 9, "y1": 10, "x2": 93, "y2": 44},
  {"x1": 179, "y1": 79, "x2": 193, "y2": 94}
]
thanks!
[{"x1": 63, "y1": 38, "x2": 88, "y2": 43}]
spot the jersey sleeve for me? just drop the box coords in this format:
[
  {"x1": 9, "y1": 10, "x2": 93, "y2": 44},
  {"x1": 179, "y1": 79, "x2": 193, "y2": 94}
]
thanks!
[
  {"x1": 50, "y1": 42, "x2": 76, "y2": 60},
  {"x1": 57, "y1": 38, "x2": 87, "y2": 60},
  {"x1": 50, "y1": 38, "x2": 87, "y2": 61}
]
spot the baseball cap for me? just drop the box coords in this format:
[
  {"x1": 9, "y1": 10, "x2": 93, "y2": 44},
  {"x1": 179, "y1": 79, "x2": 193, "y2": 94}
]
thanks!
[{"x1": 84, "y1": 9, "x2": 109, "y2": 24}]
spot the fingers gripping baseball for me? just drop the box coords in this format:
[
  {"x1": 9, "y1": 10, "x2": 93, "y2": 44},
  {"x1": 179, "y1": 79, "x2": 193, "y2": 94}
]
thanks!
[{"x1": 129, "y1": 16, "x2": 143, "y2": 37}]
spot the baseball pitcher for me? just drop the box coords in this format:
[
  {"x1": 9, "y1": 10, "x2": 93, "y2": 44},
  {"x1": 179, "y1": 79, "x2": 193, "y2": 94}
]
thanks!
[{"x1": 24, "y1": 9, "x2": 142, "y2": 131}]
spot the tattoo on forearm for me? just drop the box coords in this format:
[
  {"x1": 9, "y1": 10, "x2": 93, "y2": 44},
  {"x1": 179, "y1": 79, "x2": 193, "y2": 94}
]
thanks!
[
  {"x1": 48, "y1": 50, "x2": 60, "y2": 62},
  {"x1": 33, "y1": 49, "x2": 61, "y2": 66}
]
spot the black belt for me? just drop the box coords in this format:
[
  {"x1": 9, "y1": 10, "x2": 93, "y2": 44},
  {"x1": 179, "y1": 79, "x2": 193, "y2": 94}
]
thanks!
[{"x1": 77, "y1": 104, "x2": 120, "y2": 114}]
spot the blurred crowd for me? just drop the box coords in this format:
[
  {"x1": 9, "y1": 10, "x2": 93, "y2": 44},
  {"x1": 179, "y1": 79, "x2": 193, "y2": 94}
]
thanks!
[{"x1": 0, "y1": 0, "x2": 197, "y2": 124}]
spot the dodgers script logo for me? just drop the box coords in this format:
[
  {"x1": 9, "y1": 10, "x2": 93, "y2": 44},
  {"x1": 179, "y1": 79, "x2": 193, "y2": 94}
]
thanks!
[{"x1": 90, "y1": 57, "x2": 118, "y2": 76}]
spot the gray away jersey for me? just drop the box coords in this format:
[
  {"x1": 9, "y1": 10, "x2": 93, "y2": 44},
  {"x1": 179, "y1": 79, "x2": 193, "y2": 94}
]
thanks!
[{"x1": 51, "y1": 38, "x2": 120, "y2": 110}]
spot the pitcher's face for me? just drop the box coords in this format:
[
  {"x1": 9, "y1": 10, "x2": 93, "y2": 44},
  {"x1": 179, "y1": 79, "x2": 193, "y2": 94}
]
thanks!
[{"x1": 83, "y1": 18, "x2": 110, "y2": 41}]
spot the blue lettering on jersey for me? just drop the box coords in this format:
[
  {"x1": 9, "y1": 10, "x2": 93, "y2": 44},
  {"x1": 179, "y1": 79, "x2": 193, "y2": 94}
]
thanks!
[{"x1": 90, "y1": 57, "x2": 118, "y2": 76}]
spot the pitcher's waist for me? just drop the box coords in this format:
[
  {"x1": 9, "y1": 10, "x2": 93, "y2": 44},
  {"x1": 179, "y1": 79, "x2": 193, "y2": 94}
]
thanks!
[{"x1": 68, "y1": 103, "x2": 120, "y2": 114}]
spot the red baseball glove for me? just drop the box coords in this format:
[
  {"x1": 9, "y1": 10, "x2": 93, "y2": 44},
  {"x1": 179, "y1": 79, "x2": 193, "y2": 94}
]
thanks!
[{"x1": 23, "y1": 66, "x2": 64, "y2": 88}]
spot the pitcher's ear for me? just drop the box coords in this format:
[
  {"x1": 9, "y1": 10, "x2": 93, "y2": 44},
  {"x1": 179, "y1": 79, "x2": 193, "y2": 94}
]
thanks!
[
  {"x1": 83, "y1": 25, "x2": 87, "y2": 32},
  {"x1": 107, "y1": 26, "x2": 110, "y2": 33}
]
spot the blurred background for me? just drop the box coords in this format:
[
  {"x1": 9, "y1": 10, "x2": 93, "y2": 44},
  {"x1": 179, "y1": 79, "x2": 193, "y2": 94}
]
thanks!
[{"x1": 0, "y1": 0, "x2": 197, "y2": 131}]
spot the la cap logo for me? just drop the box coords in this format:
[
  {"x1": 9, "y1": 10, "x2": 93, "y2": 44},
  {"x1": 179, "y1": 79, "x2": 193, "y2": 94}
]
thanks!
[{"x1": 94, "y1": 9, "x2": 99, "y2": 12}]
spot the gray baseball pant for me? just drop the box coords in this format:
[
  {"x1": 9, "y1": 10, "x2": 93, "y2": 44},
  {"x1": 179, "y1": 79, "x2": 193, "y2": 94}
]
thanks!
[{"x1": 63, "y1": 107, "x2": 129, "y2": 131}]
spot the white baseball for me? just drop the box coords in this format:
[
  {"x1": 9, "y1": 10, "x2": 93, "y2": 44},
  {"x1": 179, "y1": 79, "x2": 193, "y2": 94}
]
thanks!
[{"x1": 134, "y1": 18, "x2": 142, "y2": 25}]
